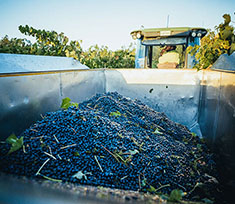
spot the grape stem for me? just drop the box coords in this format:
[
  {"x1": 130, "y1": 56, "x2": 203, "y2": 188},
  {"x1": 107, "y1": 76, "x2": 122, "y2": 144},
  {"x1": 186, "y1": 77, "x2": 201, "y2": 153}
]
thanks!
[
  {"x1": 36, "y1": 158, "x2": 50, "y2": 175},
  {"x1": 53, "y1": 135, "x2": 59, "y2": 143},
  {"x1": 71, "y1": 127, "x2": 77, "y2": 134},
  {"x1": 138, "y1": 174, "x2": 141, "y2": 191},
  {"x1": 155, "y1": 184, "x2": 171, "y2": 192},
  {"x1": 100, "y1": 144, "x2": 120, "y2": 163},
  {"x1": 94, "y1": 155, "x2": 103, "y2": 172},
  {"x1": 38, "y1": 173, "x2": 62, "y2": 182},
  {"x1": 60, "y1": 144, "x2": 77, "y2": 149},
  {"x1": 44, "y1": 151, "x2": 57, "y2": 160}
]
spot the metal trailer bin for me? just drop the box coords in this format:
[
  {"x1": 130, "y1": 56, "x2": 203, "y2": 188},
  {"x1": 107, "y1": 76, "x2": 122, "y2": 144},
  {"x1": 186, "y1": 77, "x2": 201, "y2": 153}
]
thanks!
[{"x1": 0, "y1": 53, "x2": 234, "y2": 203}]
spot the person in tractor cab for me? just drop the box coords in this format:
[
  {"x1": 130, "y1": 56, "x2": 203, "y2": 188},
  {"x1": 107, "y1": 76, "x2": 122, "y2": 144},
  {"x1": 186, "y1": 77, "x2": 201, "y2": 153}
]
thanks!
[{"x1": 157, "y1": 45, "x2": 180, "y2": 69}]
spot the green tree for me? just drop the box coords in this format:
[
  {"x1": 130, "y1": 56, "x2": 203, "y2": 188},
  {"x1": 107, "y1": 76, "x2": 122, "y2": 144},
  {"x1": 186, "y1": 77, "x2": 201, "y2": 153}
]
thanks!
[
  {"x1": 187, "y1": 14, "x2": 234, "y2": 70},
  {"x1": 80, "y1": 44, "x2": 135, "y2": 68},
  {"x1": 0, "y1": 25, "x2": 82, "y2": 60},
  {"x1": 216, "y1": 14, "x2": 235, "y2": 54},
  {"x1": 18, "y1": 25, "x2": 83, "y2": 60},
  {"x1": 0, "y1": 25, "x2": 135, "y2": 68},
  {"x1": 0, "y1": 36, "x2": 32, "y2": 54}
]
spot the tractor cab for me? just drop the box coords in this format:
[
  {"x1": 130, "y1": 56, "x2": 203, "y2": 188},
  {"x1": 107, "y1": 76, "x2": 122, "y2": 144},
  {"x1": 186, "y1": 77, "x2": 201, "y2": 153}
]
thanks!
[{"x1": 131, "y1": 27, "x2": 207, "y2": 68}]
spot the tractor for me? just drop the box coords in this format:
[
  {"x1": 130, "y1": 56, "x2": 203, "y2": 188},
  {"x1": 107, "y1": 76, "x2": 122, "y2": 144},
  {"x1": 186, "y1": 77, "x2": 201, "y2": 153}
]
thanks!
[{"x1": 131, "y1": 27, "x2": 207, "y2": 68}]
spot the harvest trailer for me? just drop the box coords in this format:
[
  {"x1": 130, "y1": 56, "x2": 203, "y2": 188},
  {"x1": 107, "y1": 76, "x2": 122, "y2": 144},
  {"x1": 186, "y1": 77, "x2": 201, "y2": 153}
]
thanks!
[
  {"x1": 131, "y1": 27, "x2": 207, "y2": 68},
  {"x1": 0, "y1": 53, "x2": 234, "y2": 203}
]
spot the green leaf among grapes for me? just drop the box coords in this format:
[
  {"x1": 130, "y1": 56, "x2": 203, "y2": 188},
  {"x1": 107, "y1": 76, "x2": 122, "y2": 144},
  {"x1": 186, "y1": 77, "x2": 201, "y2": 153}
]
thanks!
[
  {"x1": 168, "y1": 189, "x2": 185, "y2": 202},
  {"x1": 61, "y1": 97, "x2": 78, "y2": 109},
  {"x1": 147, "y1": 185, "x2": 157, "y2": 193},
  {"x1": 71, "y1": 102, "x2": 78, "y2": 108},
  {"x1": 61, "y1": 97, "x2": 71, "y2": 109},
  {"x1": 153, "y1": 128, "x2": 163, "y2": 135},
  {"x1": 6, "y1": 133, "x2": 18, "y2": 144},
  {"x1": 6, "y1": 133, "x2": 23, "y2": 154},
  {"x1": 109, "y1": 111, "x2": 121, "y2": 117},
  {"x1": 191, "y1": 132, "x2": 197, "y2": 137}
]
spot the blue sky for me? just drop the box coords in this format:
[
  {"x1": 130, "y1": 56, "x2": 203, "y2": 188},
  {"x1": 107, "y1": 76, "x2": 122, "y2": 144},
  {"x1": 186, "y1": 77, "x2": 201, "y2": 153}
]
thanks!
[{"x1": 0, "y1": 0, "x2": 234, "y2": 50}]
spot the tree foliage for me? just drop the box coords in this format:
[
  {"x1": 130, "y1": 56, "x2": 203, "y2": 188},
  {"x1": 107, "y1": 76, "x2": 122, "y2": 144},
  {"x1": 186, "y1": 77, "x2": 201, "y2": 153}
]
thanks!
[
  {"x1": 0, "y1": 25, "x2": 135, "y2": 68},
  {"x1": 0, "y1": 25, "x2": 82, "y2": 60},
  {"x1": 0, "y1": 36, "x2": 32, "y2": 54},
  {"x1": 80, "y1": 44, "x2": 135, "y2": 68},
  {"x1": 187, "y1": 14, "x2": 235, "y2": 70}
]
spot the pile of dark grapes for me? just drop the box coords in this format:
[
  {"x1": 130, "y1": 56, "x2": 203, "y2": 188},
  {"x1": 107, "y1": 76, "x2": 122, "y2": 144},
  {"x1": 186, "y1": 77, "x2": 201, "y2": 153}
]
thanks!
[{"x1": 0, "y1": 92, "x2": 218, "y2": 199}]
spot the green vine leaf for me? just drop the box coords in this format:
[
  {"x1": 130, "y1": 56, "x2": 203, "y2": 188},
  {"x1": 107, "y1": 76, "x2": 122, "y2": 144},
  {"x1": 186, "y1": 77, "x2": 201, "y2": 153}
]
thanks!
[
  {"x1": 147, "y1": 185, "x2": 157, "y2": 193},
  {"x1": 61, "y1": 97, "x2": 71, "y2": 109},
  {"x1": 6, "y1": 133, "x2": 24, "y2": 154},
  {"x1": 61, "y1": 97, "x2": 78, "y2": 109},
  {"x1": 109, "y1": 111, "x2": 121, "y2": 117},
  {"x1": 71, "y1": 102, "x2": 79, "y2": 108},
  {"x1": 6, "y1": 133, "x2": 18, "y2": 144},
  {"x1": 168, "y1": 189, "x2": 185, "y2": 202},
  {"x1": 153, "y1": 128, "x2": 163, "y2": 135}
]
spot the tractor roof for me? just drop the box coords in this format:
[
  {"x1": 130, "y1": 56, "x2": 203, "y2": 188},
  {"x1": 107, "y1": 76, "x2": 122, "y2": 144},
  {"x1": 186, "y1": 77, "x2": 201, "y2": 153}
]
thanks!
[{"x1": 131, "y1": 27, "x2": 207, "y2": 39}]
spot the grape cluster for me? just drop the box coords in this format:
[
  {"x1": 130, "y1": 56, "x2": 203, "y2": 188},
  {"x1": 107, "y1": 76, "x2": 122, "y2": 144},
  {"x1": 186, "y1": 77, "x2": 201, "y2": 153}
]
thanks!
[{"x1": 0, "y1": 92, "x2": 217, "y2": 198}]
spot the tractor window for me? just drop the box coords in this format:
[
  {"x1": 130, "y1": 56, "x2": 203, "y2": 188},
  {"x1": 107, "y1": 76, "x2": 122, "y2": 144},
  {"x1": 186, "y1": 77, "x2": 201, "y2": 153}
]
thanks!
[{"x1": 151, "y1": 44, "x2": 186, "y2": 68}]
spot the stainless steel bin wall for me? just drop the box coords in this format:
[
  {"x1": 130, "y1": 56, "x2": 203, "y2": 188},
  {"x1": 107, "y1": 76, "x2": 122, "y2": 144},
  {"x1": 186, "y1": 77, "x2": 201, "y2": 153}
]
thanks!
[{"x1": 199, "y1": 70, "x2": 235, "y2": 185}]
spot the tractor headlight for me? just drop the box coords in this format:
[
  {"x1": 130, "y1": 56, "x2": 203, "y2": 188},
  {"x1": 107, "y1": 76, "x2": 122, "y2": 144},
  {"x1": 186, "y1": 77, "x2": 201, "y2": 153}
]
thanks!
[
  {"x1": 197, "y1": 32, "x2": 202, "y2": 37},
  {"x1": 132, "y1": 34, "x2": 137, "y2": 40},
  {"x1": 191, "y1": 32, "x2": 196, "y2": 37},
  {"x1": 136, "y1": 32, "x2": 142, "y2": 39}
]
